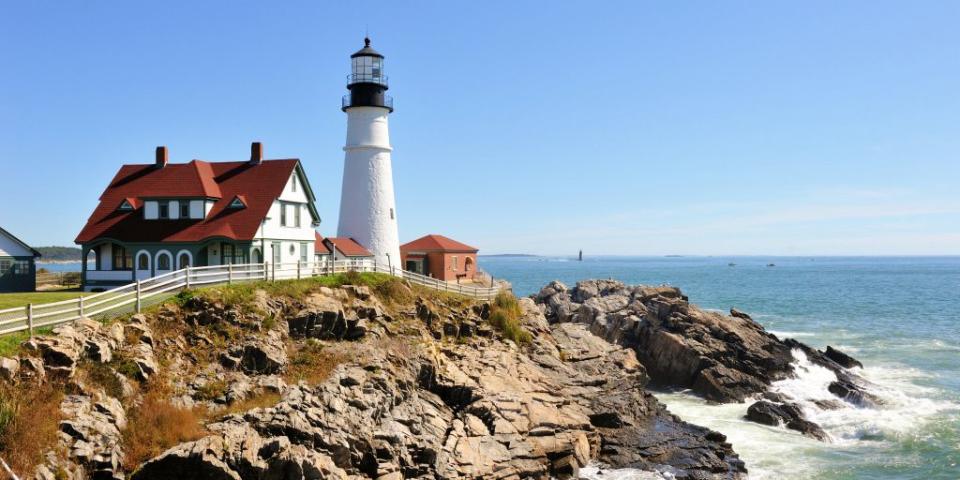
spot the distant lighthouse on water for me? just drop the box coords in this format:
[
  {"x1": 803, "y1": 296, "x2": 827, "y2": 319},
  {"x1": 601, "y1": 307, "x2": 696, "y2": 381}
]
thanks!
[{"x1": 336, "y1": 37, "x2": 401, "y2": 268}]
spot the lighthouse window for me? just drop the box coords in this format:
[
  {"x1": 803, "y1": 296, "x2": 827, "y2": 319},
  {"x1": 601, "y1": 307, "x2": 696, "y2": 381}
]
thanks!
[{"x1": 390, "y1": 208, "x2": 394, "y2": 220}]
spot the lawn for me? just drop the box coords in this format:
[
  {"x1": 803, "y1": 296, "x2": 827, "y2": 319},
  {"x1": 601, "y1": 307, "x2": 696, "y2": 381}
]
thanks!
[{"x1": 0, "y1": 291, "x2": 86, "y2": 310}]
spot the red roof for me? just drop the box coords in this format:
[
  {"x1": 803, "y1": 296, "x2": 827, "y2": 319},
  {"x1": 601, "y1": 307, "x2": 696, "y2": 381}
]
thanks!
[
  {"x1": 400, "y1": 234, "x2": 478, "y2": 253},
  {"x1": 76, "y1": 158, "x2": 313, "y2": 243},
  {"x1": 314, "y1": 231, "x2": 331, "y2": 255},
  {"x1": 325, "y1": 237, "x2": 372, "y2": 257}
]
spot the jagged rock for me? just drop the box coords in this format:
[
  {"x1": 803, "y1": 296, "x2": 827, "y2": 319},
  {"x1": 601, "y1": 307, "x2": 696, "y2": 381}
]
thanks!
[
  {"x1": 126, "y1": 314, "x2": 154, "y2": 346},
  {"x1": 58, "y1": 394, "x2": 127, "y2": 479},
  {"x1": 824, "y1": 346, "x2": 863, "y2": 369},
  {"x1": 18, "y1": 355, "x2": 44, "y2": 380},
  {"x1": 730, "y1": 308, "x2": 752, "y2": 320},
  {"x1": 746, "y1": 400, "x2": 828, "y2": 441},
  {"x1": 130, "y1": 342, "x2": 158, "y2": 381},
  {"x1": 240, "y1": 332, "x2": 287, "y2": 375},
  {"x1": 0, "y1": 356, "x2": 19, "y2": 380},
  {"x1": 132, "y1": 423, "x2": 348, "y2": 480},
  {"x1": 829, "y1": 379, "x2": 877, "y2": 407}
]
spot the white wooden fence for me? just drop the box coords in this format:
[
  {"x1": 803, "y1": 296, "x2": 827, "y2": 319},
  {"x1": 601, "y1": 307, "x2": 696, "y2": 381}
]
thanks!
[{"x1": 0, "y1": 260, "x2": 501, "y2": 338}]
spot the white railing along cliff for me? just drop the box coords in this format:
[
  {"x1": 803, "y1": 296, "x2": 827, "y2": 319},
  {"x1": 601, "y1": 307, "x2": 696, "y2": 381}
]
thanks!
[{"x1": 0, "y1": 260, "x2": 501, "y2": 338}]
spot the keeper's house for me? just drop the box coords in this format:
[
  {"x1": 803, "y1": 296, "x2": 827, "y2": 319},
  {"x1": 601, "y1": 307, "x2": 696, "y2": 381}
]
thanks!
[
  {"x1": 75, "y1": 143, "x2": 320, "y2": 291},
  {"x1": 0, "y1": 226, "x2": 41, "y2": 292}
]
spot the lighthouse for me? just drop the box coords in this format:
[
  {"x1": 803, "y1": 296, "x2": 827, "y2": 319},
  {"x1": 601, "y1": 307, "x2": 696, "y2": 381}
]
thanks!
[{"x1": 337, "y1": 37, "x2": 401, "y2": 269}]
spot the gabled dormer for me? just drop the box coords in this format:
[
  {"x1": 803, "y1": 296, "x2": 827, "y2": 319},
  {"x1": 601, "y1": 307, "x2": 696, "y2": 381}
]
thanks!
[
  {"x1": 228, "y1": 195, "x2": 247, "y2": 209},
  {"x1": 117, "y1": 198, "x2": 135, "y2": 212}
]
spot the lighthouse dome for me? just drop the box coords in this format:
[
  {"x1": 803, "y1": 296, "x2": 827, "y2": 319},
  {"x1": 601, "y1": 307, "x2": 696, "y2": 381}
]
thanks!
[{"x1": 351, "y1": 37, "x2": 384, "y2": 58}]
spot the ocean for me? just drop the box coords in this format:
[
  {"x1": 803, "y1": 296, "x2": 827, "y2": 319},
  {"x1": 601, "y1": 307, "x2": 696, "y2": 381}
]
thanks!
[{"x1": 480, "y1": 256, "x2": 960, "y2": 480}]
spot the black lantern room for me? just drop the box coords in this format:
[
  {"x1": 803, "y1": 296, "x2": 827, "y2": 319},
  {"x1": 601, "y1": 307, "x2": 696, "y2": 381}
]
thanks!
[{"x1": 342, "y1": 37, "x2": 393, "y2": 112}]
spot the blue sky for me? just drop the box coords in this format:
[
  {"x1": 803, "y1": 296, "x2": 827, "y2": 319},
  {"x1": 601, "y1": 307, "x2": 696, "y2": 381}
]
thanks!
[{"x1": 2, "y1": 1, "x2": 958, "y2": 255}]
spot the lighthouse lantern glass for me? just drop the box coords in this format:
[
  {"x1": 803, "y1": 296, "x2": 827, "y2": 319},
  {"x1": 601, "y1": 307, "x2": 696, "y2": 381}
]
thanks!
[{"x1": 352, "y1": 56, "x2": 384, "y2": 84}]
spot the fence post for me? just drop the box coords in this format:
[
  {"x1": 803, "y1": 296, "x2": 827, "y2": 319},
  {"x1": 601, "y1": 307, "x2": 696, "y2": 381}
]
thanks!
[
  {"x1": 297, "y1": 260, "x2": 301, "y2": 280},
  {"x1": 27, "y1": 303, "x2": 34, "y2": 338},
  {"x1": 136, "y1": 280, "x2": 142, "y2": 313},
  {"x1": 228, "y1": 263, "x2": 233, "y2": 284},
  {"x1": 185, "y1": 265, "x2": 191, "y2": 289},
  {"x1": 79, "y1": 295, "x2": 84, "y2": 317},
  {"x1": 271, "y1": 261, "x2": 276, "y2": 281},
  {"x1": 263, "y1": 262, "x2": 268, "y2": 281}
]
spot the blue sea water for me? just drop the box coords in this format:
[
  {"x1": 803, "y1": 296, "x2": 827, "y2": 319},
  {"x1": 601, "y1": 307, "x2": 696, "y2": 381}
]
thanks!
[{"x1": 481, "y1": 256, "x2": 960, "y2": 480}]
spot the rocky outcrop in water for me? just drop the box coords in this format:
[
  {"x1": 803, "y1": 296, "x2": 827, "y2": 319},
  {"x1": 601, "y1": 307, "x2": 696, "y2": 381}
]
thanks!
[{"x1": 533, "y1": 279, "x2": 876, "y2": 441}]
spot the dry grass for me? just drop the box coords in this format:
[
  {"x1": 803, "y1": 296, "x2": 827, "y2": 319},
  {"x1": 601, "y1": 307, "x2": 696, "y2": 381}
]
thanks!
[
  {"x1": 213, "y1": 391, "x2": 282, "y2": 420},
  {"x1": 0, "y1": 381, "x2": 64, "y2": 476},
  {"x1": 284, "y1": 340, "x2": 347, "y2": 385},
  {"x1": 489, "y1": 291, "x2": 532, "y2": 345},
  {"x1": 122, "y1": 384, "x2": 206, "y2": 471}
]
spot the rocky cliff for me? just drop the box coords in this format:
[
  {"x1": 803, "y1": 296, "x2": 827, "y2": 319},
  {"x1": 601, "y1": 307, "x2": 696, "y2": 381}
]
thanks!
[
  {"x1": 533, "y1": 279, "x2": 876, "y2": 441},
  {"x1": 0, "y1": 277, "x2": 747, "y2": 480}
]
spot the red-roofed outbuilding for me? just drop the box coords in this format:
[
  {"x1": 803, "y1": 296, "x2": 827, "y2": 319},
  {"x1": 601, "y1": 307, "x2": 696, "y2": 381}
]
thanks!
[{"x1": 400, "y1": 234, "x2": 479, "y2": 282}]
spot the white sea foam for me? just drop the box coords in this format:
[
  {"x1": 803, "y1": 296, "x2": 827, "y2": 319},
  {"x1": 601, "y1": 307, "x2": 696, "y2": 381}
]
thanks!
[
  {"x1": 767, "y1": 330, "x2": 815, "y2": 338},
  {"x1": 578, "y1": 465, "x2": 673, "y2": 479},
  {"x1": 642, "y1": 349, "x2": 960, "y2": 479},
  {"x1": 767, "y1": 349, "x2": 957, "y2": 444}
]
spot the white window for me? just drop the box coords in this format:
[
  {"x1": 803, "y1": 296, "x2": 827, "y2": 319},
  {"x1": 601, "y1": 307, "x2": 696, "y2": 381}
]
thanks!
[
  {"x1": 300, "y1": 242, "x2": 308, "y2": 263},
  {"x1": 0, "y1": 260, "x2": 10, "y2": 274},
  {"x1": 291, "y1": 174, "x2": 298, "y2": 192},
  {"x1": 280, "y1": 203, "x2": 288, "y2": 226},
  {"x1": 294, "y1": 205, "x2": 301, "y2": 227},
  {"x1": 144, "y1": 201, "x2": 159, "y2": 219},
  {"x1": 14, "y1": 261, "x2": 29, "y2": 275},
  {"x1": 451, "y1": 256, "x2": 458, "y2": 271}
]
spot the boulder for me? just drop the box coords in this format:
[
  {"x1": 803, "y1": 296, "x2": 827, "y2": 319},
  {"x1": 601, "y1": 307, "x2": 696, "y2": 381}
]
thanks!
[
  {"x1": 745, "y1": 401, "x2": 828, "y2": 441},
  {"x1": 824, "y1": 346, "x2": 863, "y2": 369},
  {"x1": 240, "y1": 332, "x2": 287, "y2": 375},
  {"x1": 0, "y1": 356, "x2": 19, "y2": 381}
]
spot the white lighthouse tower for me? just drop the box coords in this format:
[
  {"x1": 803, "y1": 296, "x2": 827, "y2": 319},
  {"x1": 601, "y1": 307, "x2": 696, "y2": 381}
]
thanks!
[{"x1": 337, "y1": 37, "x2": 401, "y2": 268}]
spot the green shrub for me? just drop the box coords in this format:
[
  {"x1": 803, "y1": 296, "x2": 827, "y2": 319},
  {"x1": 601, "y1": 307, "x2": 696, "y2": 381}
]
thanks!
[
  {"x1": 373, "y1": 278, "x2": 414, "y2": 305},
  {"x1": 342, "y1": 270, "x2": 362, "y2": 285},
  {"x1": 84, "y1": 361, "x2": 125, "y2": 398},
  {"x1": 195, "y1": 379, "x2": 228, "y2": 402},
  {"x1": 488, "y1": 291, "x2": 531, "y2": 345}
]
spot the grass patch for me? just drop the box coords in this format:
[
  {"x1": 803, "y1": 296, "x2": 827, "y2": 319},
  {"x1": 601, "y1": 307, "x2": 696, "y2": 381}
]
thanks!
[
  {"x1": 192, "y1": 272, "x2": 395, "y2": 309},
  {"x1": 0, "y1": 291, "x2": 85, "y2": 310},
  {"x1": 0, "y1": 381, "x2": 64, "y2": 475},
  {"x1": 214, "y1": 391, "x2": 282, "y2": 419},
  {"x1": 83, "y1": 361, "x2": 126, "y2": 399},
  {"x1": 284, "y1": 340, "x2": 346, "y2": 385},
  {"x1": 194, "y1": 379, "x2": 228, "y2": 402},
  {"x1": 488, "y1": 291, "x2": 532, "y2": 345},
  {"x1": 0, "y1": 327, "x2": 54, "y2": 358},
  {"x1": 122, "y1": 384, "x2": 206, "y2": 471}
]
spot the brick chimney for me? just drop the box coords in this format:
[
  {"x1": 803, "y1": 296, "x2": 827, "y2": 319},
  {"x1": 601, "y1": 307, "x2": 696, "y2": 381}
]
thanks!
[
  {"x1": 250, "y1": 142, "x2": 264, "y2": 165},
  {"x1": 155, "y1": 146, "x2": 168, "y2": 168}
]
